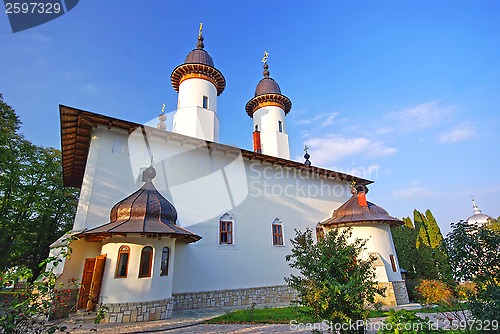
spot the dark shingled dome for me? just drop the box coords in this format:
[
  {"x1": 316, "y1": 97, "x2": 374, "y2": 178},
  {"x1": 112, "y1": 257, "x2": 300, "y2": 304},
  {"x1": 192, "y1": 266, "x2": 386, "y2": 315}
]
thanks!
[
  {"x1": 82, "y1": 166, "x2": 201, "y2": 243},
  {"x1": 255, "y1": 77, "x2": 281, "y2": 96},
  {"x1": 185, "y1": 49, "x2": 214, "y2": 67},
  {"x1": 321, "y1": 190, "x2": 402, "y2": 227}
]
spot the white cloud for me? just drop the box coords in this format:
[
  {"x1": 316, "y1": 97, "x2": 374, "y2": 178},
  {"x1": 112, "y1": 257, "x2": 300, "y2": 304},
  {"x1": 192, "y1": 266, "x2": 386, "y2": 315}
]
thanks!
[
  {"x1": 438, "y1": 125, "x2": 475, "y2": 144},
  {"x1": 391, "y1": 184, "x2": 438, "y2": 200},
  {"x1": 302, "y1": 135, "x2": 397, "y2": 167},
  {"x1": 294, "y1": 112, "x2": 339, "y2": 127},
  {"x1": 382, "y1": 101, "x2": 456, "y2": 134}
]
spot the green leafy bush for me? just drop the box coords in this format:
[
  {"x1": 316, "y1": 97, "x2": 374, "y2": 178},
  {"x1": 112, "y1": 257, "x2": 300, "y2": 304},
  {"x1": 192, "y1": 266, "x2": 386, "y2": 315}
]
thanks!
[
  {"x1": 455, "y1": 281, "x2": 477, "y2": 300},
  {"x1": 377, "y1": 309, "x2": 443, "y2": 334}
]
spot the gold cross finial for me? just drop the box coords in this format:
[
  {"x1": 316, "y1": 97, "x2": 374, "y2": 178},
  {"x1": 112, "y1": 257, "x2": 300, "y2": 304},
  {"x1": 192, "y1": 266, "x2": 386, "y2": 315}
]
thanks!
[
  {"x1": 198, "y1": 22, "x2": 203, "y2": 37},
  {"x1": 262, "y1": 50, "x2": 269, "y2": 64},
  {"x1": 161, "y1": 103, "x2": 165, "y2": 114}
]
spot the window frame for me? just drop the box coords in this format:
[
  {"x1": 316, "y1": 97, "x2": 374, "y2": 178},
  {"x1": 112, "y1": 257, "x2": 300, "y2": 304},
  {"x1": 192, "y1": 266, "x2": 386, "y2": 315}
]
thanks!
[
  {"x1": 160, "y1": 246, "x2": 170, "y2": 276},
  {"x1": 219, "y1": 220, "x2": 233, "y2": 245},
  {"x1": 115, "y1": 245, "x2": 130, "y2": 278},
  {"x1": 202, "y1": 95, "x2": 209, "y2": 109},
  {"x1": 272, "y1": 222, "x2": 284, "y2": 246},
  {"x1": 389, "y1": 254, "x2": 397, "y2": 272},
  {"x1": 278, "y1": 120, "x2": 283, "y2": 133},
  {"x1": 138, "y1": 246, "x2": 154, "y2": 278}
]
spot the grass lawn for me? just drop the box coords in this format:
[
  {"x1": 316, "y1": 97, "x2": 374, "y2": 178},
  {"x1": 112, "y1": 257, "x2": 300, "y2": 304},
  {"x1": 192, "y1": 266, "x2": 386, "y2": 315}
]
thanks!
[
  {"x1": 205, "y1": 304, "x2": 469, "y2": 325},
  {"x1": 205, "y1": 306, "x2": 391, "y2": 324}
]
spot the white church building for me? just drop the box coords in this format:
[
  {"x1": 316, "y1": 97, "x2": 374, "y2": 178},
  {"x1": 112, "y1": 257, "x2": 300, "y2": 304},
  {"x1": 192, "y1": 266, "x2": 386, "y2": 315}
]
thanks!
[{"x1": 51, "y1": 28, "x2": 409, "y2": 323}]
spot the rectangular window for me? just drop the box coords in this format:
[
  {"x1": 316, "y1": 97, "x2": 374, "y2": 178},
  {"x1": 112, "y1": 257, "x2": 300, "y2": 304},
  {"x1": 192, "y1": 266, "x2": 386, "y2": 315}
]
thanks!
[
  {"x1": 278, "y1": 120, "x2": 283, "y2": 133},
  {"x1": 255, "y1": 124, "x2": 259, "y2": 132},
  {"x1": 160, "y1": 247, "x2": 169, "y2": 276},
  {"x1": 389, "y1": 254, "x2": 397, "y2": 272},
  {"x1": 220, "y1": 221, "x2": 233, "y2": 244},
  {"x1": 272, "y1": 224, "x2": 284, "y2": 246},
  {"x1": 139, "y1": 246, "x2": 153, "y2": 278},
  {"x1": 203, "y1": 96, "x2": 209, "y2": 109}
]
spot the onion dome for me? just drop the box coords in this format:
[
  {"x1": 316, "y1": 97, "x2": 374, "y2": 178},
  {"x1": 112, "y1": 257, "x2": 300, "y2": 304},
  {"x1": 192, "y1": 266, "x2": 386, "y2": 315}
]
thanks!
[
  {"x1": 170, "y1": 26, "x2": 226, "y2": 96},
  {"x1": 466, "y1": 198, "x2": 491, "y2": 226},
  {"x1": 82, "y1": 166, "x2": 201, "y2": 243},
  {"x1": 321, "y1": 187, "x2": 402, "y2": 227},
  {"x1": 245, "y1": 55, "x2": 292, "y2": 118}
]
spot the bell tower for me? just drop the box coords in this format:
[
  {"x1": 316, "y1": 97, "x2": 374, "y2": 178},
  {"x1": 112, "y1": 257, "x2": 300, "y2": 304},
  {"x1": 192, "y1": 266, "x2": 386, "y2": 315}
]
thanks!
[
  {"x1": 245, "y1": 51, "x2": 292, "y2": 159},
  {"x1": 170, "y1": 24, "x2": 226, "y2": 142}
]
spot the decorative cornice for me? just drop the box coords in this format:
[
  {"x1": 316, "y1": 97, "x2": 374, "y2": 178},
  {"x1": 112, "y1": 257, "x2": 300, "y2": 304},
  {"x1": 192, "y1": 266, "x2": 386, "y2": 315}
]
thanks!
[
  {"x1": 245, "y1": 93, "x2": 292, "y2": 117},
  {"x1": 171, "y1": 63, "x2": 225, "y2": 96}
]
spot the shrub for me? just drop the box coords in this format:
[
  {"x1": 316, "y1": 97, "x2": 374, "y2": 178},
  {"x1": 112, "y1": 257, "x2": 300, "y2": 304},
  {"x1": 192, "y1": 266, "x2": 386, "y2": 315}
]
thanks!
[
  {"x1": 415, "y1": 279, "x2": 453, "y2": 307},
  {"x1": 377, "y1": 309, "x2": 444, "y2": 334},
  {"x1": 455, "y1": 281, "x2": 477, "y2": 300}
]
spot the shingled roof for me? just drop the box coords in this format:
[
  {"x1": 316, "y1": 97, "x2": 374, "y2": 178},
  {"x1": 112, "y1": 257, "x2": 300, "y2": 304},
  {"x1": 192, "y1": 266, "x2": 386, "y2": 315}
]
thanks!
[
  {"x1": 80, "y1": 166, "x2": 201, "y2": 243},
  {"x1": 59, "y1": 105, "x2": 372, "y2": 189},
  {"x1": 321, "y1": 190, "x2": 402, "y2": 227}
]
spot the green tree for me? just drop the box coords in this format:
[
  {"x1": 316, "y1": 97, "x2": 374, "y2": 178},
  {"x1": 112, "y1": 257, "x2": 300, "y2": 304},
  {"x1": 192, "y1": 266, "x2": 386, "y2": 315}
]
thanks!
[
  {"x1": 0, "y1": 94, "x2": 79, "y2": 280},
  {"x1": 391, "y1": 217, "x2": 418, "y2": 276},
  {"x1": 392, "y1": 209, "x2": 452, "y2": 282},
  {"x1": 445, "y1": 219, "x2": 500, "y2": 321},
  {"x1": 285, "y1": 228, "x2": 382, "y2": 330}
]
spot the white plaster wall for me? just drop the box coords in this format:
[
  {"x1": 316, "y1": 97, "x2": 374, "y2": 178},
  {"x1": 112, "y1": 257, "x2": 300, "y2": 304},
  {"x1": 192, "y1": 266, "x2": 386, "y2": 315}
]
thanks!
[
  {"x1": 334, "y1": 223, "x2": 403, "y2": 282},
  {"x1": 71, "y1": 127, "x2": 139, "y2": 232},
  {"x1": 54, "y1": 239, "x2": 101, "y2": 288},
  {"x1": 173, "y1": 107, "x2": 220, "y2": 142},
  {"x1": 253, "y1": 106, "x2": 286, "y2": 133},
  {"x1": 67, "y1": 126, "x2": 401, "y2": 297},
  {"x1": 259, "y1": 131, "x2": 290, "y2": 160},
  {"x1": 99, "y1": 237, "x2": 176, "y2": 304},
  {"x1": 170, "y1": 159, "x2": 351, "y2": 293},
  {"x1": 178, "y1": 78, "x2": 217, "y2": 111},
  {"x1": 253, "y1": 106, "x2": 289, "y2": 159}
]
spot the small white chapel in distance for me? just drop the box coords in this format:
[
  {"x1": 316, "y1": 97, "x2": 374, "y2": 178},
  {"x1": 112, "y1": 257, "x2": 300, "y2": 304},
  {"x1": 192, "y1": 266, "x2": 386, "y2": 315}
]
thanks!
[{"x1": 51, "y1": 26, "x2": 409, "y2": 323}]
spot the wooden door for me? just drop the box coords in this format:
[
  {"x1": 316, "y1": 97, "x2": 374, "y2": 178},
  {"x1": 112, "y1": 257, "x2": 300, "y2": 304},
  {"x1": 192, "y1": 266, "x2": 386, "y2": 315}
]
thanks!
[
  {"x1": 78, "y1": 258, "x2": 96, "y2": 309},
  {"x1": 86, "y1": 254, "x2": 106, "y2": 311}
]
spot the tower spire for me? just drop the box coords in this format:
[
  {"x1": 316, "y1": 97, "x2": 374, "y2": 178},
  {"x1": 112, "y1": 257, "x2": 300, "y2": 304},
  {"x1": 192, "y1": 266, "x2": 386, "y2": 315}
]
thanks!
[
  {"x1": 262, "y1": 50, "x2": 269, "y2": 78},
  {"x1": 471, "y1": 197, "x2": 482, "y2": 215},
  {"x1": 245, "y1": 52, "x2": 292, "y2": 159},
  {"x1": 196, "y1": 22, "x2": 204, "y2": 49}
]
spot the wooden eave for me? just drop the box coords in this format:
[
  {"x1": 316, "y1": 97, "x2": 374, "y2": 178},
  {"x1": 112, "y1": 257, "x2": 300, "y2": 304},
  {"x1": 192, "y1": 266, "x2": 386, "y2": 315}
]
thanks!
[
  {"x1": 59, "y1": 105, "x2": 372, "y2": 189},
  {"x1": 170, "y1": 63, "x2": 226, "y2": 95},
  {"x1": 245, "y1": 93, "x2": 292, "y2": 117}
]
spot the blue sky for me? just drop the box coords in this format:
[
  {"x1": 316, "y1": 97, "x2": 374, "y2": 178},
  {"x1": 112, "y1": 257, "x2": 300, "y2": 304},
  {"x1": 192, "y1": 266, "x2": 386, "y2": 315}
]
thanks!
[{"x1": 1, "y1": 0, "x2": 499, "y2": 233}]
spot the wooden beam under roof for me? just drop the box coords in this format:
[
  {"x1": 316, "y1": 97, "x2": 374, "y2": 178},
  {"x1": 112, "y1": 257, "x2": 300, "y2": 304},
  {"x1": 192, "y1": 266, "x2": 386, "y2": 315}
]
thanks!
[{"x1": 59, "y1": 105, "x2": 373, "y2": 188}]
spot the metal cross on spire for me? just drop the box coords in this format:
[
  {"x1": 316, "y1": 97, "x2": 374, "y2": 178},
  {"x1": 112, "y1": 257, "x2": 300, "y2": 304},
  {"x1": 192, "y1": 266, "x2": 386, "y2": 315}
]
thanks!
[{"x1": 262, "y1": 50, "x2": 269, "y2": 64}]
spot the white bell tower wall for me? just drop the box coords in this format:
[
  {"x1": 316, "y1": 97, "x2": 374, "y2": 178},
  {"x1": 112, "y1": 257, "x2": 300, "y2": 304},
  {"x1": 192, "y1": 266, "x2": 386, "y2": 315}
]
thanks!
[
  {"x1": 173, "y1": 78, "x2": 219, "y2": 142},
  {"x1": 253, "y1": 105, "x2": 290, "y2": 159}
]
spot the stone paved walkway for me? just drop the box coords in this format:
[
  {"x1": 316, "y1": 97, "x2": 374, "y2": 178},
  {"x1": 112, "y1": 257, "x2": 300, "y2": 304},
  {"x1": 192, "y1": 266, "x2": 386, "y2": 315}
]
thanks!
[{"x1": 57, "y1": 303, "x2": 439, "y2": 334}]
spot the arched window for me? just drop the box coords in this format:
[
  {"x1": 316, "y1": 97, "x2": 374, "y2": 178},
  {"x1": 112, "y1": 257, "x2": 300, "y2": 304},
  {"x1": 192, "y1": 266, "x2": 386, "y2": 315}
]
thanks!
[
  {"x1": 160, "y1": 247, "x2": 170, "y2": 276},
  {"x1": 139, "y1": 246, "x2": 153, "y2": 278},
  {"x1": 115, "y1": 245, "x2": 130, "y2": 278},
  {"x1": 272, "y1": 218, "x2": 284, "y2": 246},
  {"x1": 219, "y1": 213, "x2": 233, "y2": 245}
]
